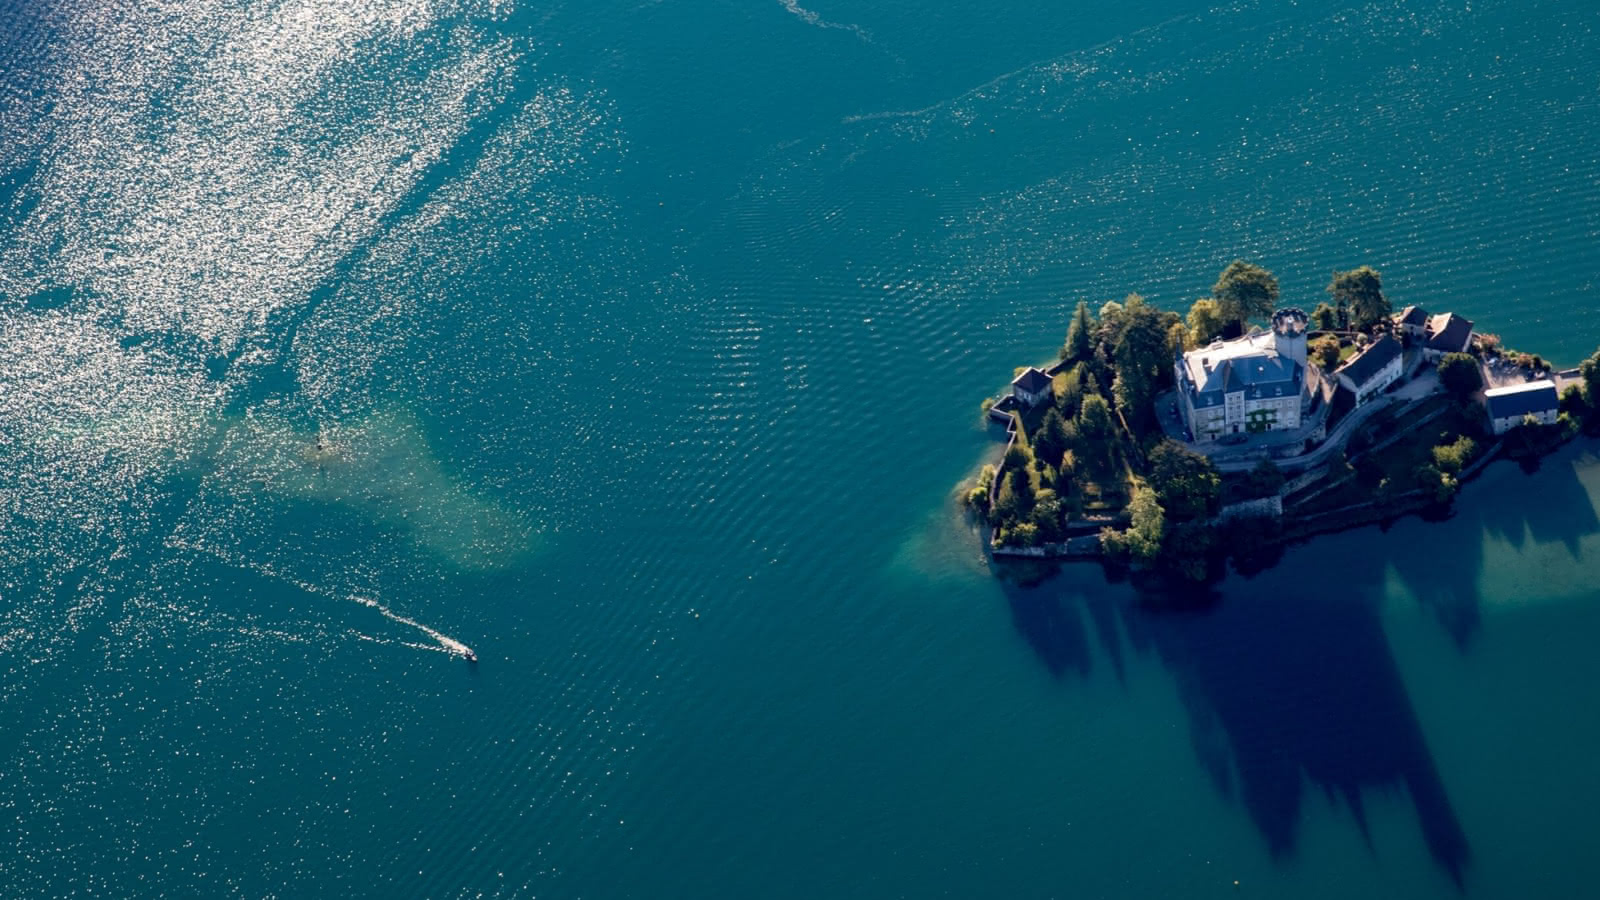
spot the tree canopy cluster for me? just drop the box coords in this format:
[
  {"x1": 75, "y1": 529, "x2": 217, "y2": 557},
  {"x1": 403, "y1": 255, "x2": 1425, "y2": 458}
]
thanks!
[
  {"x1": 1210, "y1": 261, "x2": 1279, "y2": 338},
  {"x1": 1241, "y1": 458, "x2": 1286, "y2": 500},
  {"x1": 979, "y1": 359, "x2": 1134, "y2": 548},
  {"x1": 1101, "y1": 440, "x2": 1221, "y2": 580},
  {"x1": 1060, "y1": 294, "x2": 1182, "y2": 432},
  {"x1": 1326, "y1": 266, "x2": 1391, "y2": 332},
  {"x1": 1308, "y1": 266, "x2": 1392, "y2": 332},
  {"x1": 1437, "y1": 352, "x2": 1483, "y2": 401},
  {"x1": 1549, "y1": 344, "x2": 1600, "y2": 435},
  {"x1": 1310, "y1": 335, "x2": 1342, "y2": 372}
]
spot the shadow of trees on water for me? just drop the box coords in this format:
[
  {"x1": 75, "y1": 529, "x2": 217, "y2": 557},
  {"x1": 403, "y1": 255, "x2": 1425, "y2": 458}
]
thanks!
[{"x1": 997, "y1": 440, "x2": 1600, "y2": 891}]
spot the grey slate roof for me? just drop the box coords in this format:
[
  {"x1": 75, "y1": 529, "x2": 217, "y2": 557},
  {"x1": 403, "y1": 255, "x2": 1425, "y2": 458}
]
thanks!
[
  {"x1": 1012, "y1": 367, "x2": 1052, "y2": 394},
  {"x1": 1425, "y1": 312, "x2": 1474, "y2": 353},
  {"x1": 1485, "y1": 380, "x2": 1558, "y2": 420},
  {"x1": 1179, "y1": 332, "x2": 1302, "y2": 409},
  {"x1": 1334, "y1": 334, "x2": 1402, "y2": 388},
  {"x1": 1395, "y1": 305, "x2": 1429, "y2": 327}
]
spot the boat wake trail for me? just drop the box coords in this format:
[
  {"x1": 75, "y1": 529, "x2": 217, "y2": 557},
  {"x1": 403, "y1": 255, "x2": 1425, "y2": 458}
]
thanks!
[
  {"x1": 353, "y1": 596, "x2": 476, "y2": 659},
  {"x1": 166, "y1": 542, "x2": 477, "y2": 661},
  {"x1": 777, "y1": 0, "x2": 870, "y2": 41}
]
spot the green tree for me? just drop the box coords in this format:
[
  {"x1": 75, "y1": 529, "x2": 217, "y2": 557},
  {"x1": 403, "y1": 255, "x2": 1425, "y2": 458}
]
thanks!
[
  {"x1": 1327, "y1": 266, "x2": 1390, "y2": 332},
  {"x1": 1166, "y1": 320, "x2": 1189, "y2": 361},
  {"x1": 991, "y1": 471, "x2": 1019, "y2": 526},
  {"x1": 1010, "y1": 522, "x2": 1040, "y2": 546},
  {"x1": 1061, "y1": 300, "x2": 1094, "y2": 363},
  {"x1": 1031, "y1": 492, "x2": 1064, "y2": 543},
  {"x1": 1431, "y1": 435, "x2": 1477, "y2": 475},
  {"x1": 1414, "y1": 463, "x2": 1457, "y2": 504},
  {"x1": 964, "y1": 464, "x2": 996, "y2": 514},
  {"x1": 1211, "y1": 261, "x2": 1280, "y2": 336},
  {"x1": 1033, "y1": 408, "x2": 1071, "y2": 468},
  {"x1": 1310, "y1": 335, "x2": 1342, "y2": 371},
  {"x1": 1082, "y1": 370, "x2": 1105, "y2": 401},
  {"x1": 1245, "y1": 458, "x2": 1287, "y2": 498},
  {"x1": 1580, "y1": 347, "x2": 1600, "y2": 402},
  {"x1": 1560, "y1": 383, "x2": 1588, "y2": 419},
  {"x1": 1006, "y1": 464, "x2": 1036, "y2": 515},
  {"x1": 1097, "y1": 299, "x2": 1127, "y2": 344},
  {"x1": 1090, "y1": 298, "x2": 1130, "y2": 388},
  {"x1": 995, "y1": 442, "x2": 1034, "y2": 517},
  {"x1": 1310, "y1": 301, "x2": 1339, "y2": 332},
  {"x1": 1076, "y1": 392, "x2": 1116, "y2": 444},
  {"x1": 1102, "y1": 481, "x2": 1165, "y2": 563},
  {"x1": 1147, "y1": 440, "x2": 1221, "y2": 521},
  {"x1": 1004, "y1": 440, "x2": 1032, "y2": 473},
  {"x1": 1052, "y1": 363, "x2": 1086, "y2": 419},
  {"x1": 1053, "y1": 441, "x2": 1077, "y2": 494},
  {"x1": 1112, "y1": 302, "x2": 1173, "y2": 421},
  {"x1": 1186, "y1": 298, "x2": 1226, "y2": 348},
  {"x1": 1437, "y1": 352, "x2": 1483, "y2": 401},
  {"x1": 1075, "y1": 393, "x2": 1119, "y2": 480}
]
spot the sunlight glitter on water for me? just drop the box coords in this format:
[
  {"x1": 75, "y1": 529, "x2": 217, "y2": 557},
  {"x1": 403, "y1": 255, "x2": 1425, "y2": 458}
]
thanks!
[{"x1": 0, "y1": 0, "x2": 596, "y2": 667}]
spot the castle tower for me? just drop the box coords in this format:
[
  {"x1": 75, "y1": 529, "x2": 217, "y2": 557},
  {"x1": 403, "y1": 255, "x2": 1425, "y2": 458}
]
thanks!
[{"x1": 1271, "y1": 308, "x2": 1309, "y2": 368}]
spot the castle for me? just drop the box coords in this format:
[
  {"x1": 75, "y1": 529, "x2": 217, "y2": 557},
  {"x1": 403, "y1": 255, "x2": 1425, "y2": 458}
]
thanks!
[{"x1": 1173, "y1": 309, "x2": 1315, "y2": 442}]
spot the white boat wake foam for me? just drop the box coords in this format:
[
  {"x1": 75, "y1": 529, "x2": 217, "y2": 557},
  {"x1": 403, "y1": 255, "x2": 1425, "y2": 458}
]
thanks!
[
  {"x1": 777, "y1": 0, "x2": 870, "y2": 41},
  {"x1": 353, "y1": 596, "x2": 476, "y2": 659},
  {"x1": 166, "y1": 542, "x2": 477, "y2": 660}
]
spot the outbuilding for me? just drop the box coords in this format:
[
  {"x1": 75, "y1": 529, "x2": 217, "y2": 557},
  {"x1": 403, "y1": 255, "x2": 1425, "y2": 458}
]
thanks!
[
  {"x1": 1393, "y1": 305, "x2": 1429, "y2": 339},
  {"x1": 1334, "y1": 334, "x2": 1404, "y2": 406},
  {"x1": 1483, "y1": 380, "x2": 1559, "y2": 435},
  {"x1": 1011, "y1": 367, "x2": 1053, "y2": 408},
  {"x1": 1423, "y1": 312, "x2": 1474, "y2": 359}
]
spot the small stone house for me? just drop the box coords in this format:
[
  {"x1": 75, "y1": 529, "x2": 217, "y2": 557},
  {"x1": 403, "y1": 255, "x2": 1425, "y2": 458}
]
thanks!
[
  {"x1": 1334, "y1": 334, "x2": 1404, "y2": 406},
  {"x1": 1011, "y1": 367, "x2": 1053, "y2": 408},
  {"x1": 1393, "y1": 305, "x2": 1429, "y2": 339},
  {"x1": 1483, "y1": 380, "x2": 1559, "y2": 435},
  {"x1": 1422, "y1": 312, "x2": 1474, "y2": 360}
]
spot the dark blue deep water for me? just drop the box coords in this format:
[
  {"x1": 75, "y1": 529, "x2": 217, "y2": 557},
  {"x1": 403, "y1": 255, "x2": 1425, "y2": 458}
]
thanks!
[{"x1": 2, "y1": 0, "x2": 1600, "y2": 896}]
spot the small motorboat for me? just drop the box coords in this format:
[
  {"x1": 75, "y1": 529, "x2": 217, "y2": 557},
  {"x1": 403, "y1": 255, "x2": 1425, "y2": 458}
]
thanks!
[{"x1": 463, "y1": 649, "x2": 478, "y2": 663}]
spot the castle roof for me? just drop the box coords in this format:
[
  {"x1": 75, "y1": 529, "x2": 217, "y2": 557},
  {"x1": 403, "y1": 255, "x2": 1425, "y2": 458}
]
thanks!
[{"x1": 1178, "y1": 330, "x2": 1302, "y2": 409}]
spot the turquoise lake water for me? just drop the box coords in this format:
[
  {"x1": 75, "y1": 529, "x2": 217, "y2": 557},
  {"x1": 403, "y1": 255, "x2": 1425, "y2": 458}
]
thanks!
[{"x1": 2, "y1": 0, "x2": 1599, "y2": 896}]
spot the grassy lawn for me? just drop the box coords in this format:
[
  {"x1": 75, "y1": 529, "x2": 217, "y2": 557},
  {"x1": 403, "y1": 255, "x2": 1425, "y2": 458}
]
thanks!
[
  {"x1": 1365, "y1": 398, "x2": 1483, "y2": 480},
  {"x1": 1075, "y1": 459, "x2": 1135, "y2": 515},
  {"x1": 1293, "y1": 398, "x2": 1489, "y2": 515}
]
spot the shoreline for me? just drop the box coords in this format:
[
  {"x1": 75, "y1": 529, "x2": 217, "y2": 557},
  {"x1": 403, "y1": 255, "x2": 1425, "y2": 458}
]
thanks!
[{"x1": 987, "y1": 429, "x2": 1516, "y2": 566}]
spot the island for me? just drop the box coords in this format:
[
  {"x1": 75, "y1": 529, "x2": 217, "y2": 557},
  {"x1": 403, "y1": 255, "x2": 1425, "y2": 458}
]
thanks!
[{"x1": 963, "y1": 261, "x2": 1600, "y2": 581}]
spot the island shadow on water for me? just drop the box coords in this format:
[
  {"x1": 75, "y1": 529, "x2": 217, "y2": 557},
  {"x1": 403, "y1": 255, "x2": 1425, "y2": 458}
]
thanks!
[{"x1": 998, "y1": 444, "x2": 1600, "y2": 891}]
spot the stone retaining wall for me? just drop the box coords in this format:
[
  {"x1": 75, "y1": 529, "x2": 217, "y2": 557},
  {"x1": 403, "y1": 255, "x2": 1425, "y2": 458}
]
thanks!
[{"x1": 1218, "y1": 495, "x2": 1283, "y2": 520}]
